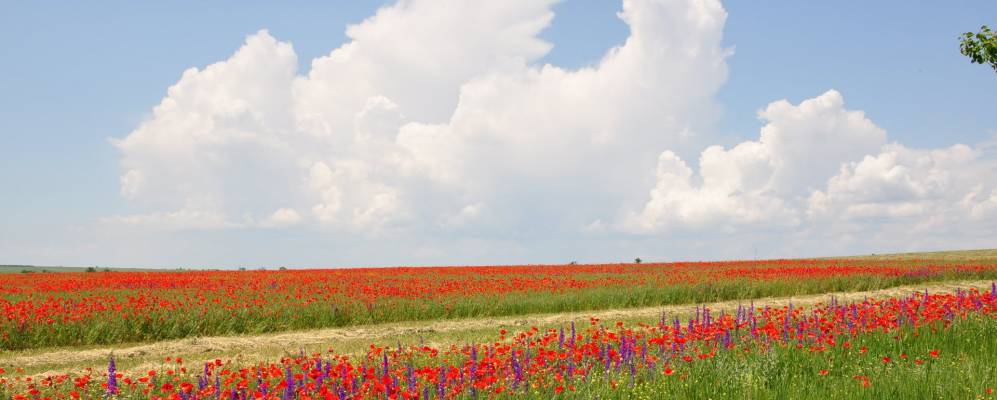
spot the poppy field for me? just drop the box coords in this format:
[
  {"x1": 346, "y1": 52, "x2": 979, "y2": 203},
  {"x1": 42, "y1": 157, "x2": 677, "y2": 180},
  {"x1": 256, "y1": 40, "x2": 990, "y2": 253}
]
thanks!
[
  {"x1": 3, "y1": 257, "x2": 997, "y2": 350},
  {"x1": 3, "y1": 253, "x2": 997, "y2": 399},
  {"x1": 2, "y1": 282, "x2": 996, "y2": 399}
]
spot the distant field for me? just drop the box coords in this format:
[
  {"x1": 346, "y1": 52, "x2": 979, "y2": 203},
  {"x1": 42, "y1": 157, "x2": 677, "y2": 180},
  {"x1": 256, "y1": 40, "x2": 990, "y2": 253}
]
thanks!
[
  {"x1": 5, "y1": 248, "x2": 994, "y2": 273},
  {"x1": 0, "y1": 265, "x2": 156, "y2": 273},
  {"x1": 828, "y1": 248, "x2": 997, "y2": 261}
]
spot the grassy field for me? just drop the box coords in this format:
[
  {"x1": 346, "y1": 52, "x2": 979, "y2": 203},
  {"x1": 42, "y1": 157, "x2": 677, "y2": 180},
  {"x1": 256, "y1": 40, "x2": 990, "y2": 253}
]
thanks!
[
  {"x1": 534, "y1": 316, "x2": 997, "y2": 399},
  {"x1": 2, "y1": 280, "x2": 991, "y2": 377},
  {"x1": 1, "y1": 250, "x2": 996, "y2": 399},
  {"x1": 1, "y1": 278, "x2": 994, "y2": 399},
  {"x1": 4, "y1": 252, "x2": 997, "y2": 350}
]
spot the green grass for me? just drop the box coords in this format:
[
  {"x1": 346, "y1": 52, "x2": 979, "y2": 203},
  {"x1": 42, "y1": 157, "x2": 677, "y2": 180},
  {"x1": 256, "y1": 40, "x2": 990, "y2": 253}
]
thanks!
[
  {"x1": 528, "y1": 316, "x2": 997, "y2": 399},
  {"x1": 413, "y1": 314, "x2": 997, "y2": 399},
  {"x1": 3, "y1": 302, "x2": 995, "y2": 399}
]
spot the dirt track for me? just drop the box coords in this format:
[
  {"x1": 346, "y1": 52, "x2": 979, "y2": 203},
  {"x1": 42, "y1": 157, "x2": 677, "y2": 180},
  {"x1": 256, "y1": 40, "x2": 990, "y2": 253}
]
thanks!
[{"x1": 3, "y1": 279, "x2": 993, "y2": 374}]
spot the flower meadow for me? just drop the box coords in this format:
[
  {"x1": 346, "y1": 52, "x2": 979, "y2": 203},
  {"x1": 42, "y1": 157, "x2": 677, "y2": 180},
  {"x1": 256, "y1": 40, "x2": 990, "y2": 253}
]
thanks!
[
  {"x1": 3, "y1": 258, "x2": 997, "y2": 350},
  {"x1": 2, "y1": 284, "x2": 996, "y2": 399}
]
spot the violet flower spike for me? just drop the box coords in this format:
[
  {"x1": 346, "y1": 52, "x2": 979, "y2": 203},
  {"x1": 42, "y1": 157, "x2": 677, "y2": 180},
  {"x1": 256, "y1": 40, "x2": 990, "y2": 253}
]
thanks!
[{"x1": 107, "y1": 355, "x2": 118, "y2": 396}]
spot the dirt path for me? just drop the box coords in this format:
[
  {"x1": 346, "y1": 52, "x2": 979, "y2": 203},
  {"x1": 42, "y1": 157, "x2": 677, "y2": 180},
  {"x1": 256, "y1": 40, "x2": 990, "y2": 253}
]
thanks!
[{"x1": 3, "y1": 279, "x2": 992, "y2": 374}]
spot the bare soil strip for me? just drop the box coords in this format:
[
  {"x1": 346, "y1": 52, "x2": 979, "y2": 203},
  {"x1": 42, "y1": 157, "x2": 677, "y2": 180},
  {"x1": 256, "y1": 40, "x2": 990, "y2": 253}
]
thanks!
[{"x1": 3, "y1": 279, "x2": 992, "y2": 374}]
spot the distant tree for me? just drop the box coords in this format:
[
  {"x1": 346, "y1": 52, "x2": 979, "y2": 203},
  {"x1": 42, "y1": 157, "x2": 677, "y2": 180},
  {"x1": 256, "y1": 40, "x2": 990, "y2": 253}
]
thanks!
[
  {"x1": 238, "y1": 267, "x2": 247, "y2": 271},
  {"x1": 85, "y1": 266, "x2": 97, "y2": 273},
  {"x1": 568, "y1": 261, "x2": 578, "y2": 265},
  {"x1": 634, "y1": 257, "x2": 642, "y2": 264},
  {"x1": 21, "y1": 269, "x2": 32, "y2": 274},
  {"x1": 279, "y1": 266, "x2": 288, "y2": 271},
  {"x1": 960, "y1": 25, "x2": 997, "y2": 72},
  {"x1": 103, "y1": 268, "x2": 111, "y2": 272}
]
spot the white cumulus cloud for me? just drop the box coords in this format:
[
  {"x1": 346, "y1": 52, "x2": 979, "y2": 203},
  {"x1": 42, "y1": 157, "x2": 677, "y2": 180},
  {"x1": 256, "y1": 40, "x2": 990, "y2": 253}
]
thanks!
[
  {"x1": 809, "y1": 143, "x2": 997, "y2": 224},
  {"x1": 625, "y1": 90, "x2": 884, "y2": 233},
  {"x1": 108, "y1": 0, "x2": 995, "y2": 259}
]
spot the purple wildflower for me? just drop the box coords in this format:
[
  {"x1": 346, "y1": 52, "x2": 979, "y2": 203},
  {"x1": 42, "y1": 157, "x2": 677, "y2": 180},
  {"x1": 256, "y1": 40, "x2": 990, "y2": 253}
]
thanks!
[
  {"x1": 107, "y1": 355, "x2": 118, "y2": 395},
  {"x1": 283, "y1": 365, "x2": 295, "y2": 400},
  {"x1": 570, "y1": 321, "x2": 576, "y2": 348},
  {"x1": 511, "y1": 352, "x2": 523, "y2": 388}
]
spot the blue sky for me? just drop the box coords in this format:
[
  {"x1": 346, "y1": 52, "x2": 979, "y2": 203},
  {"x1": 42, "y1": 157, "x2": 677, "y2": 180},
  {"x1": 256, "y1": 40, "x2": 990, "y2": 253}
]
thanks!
[{"x1": 1, "y1": 1, "x2": 995, "y2": 268}]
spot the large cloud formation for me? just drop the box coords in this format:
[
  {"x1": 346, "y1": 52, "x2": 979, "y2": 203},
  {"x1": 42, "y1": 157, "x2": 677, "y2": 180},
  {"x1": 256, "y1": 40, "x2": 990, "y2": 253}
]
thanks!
[{"x1": 111, "y1": 0, "x2": 996, "y2": 260}]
